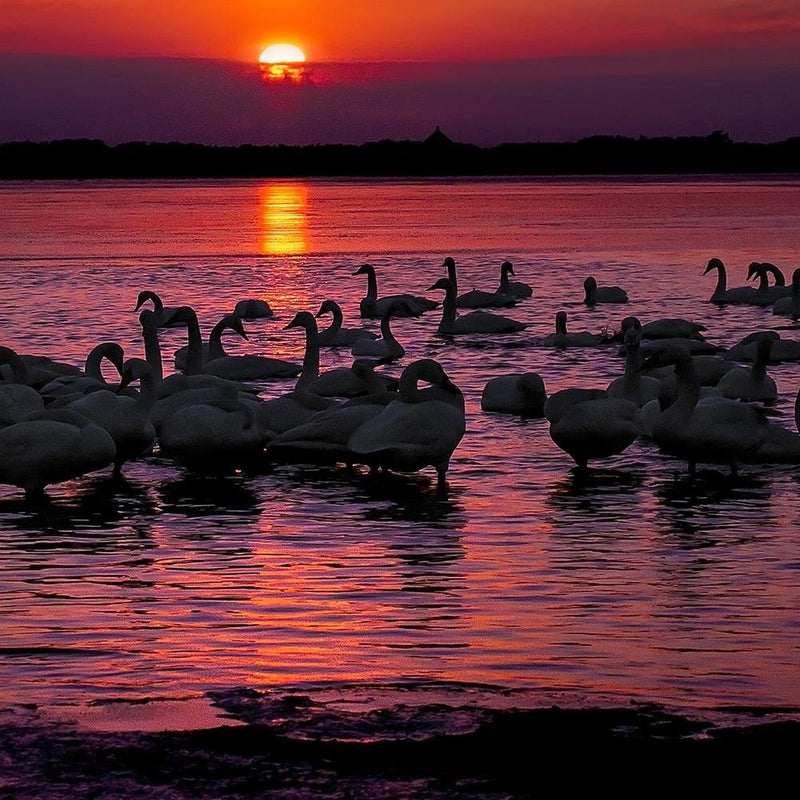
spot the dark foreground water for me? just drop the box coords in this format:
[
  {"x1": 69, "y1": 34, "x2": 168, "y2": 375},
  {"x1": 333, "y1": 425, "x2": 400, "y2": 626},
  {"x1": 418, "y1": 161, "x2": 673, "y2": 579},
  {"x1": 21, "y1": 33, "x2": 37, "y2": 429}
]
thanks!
[{"x1": 1, "y1": 176, "x2": 800, "y2": 795}]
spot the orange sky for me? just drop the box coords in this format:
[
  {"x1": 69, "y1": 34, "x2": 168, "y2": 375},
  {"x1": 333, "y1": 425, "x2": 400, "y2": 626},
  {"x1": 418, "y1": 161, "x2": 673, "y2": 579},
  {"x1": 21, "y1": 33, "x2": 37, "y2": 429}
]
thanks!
[{"x1": 3, "y1": 1, "x2": 800, "y2": 63}]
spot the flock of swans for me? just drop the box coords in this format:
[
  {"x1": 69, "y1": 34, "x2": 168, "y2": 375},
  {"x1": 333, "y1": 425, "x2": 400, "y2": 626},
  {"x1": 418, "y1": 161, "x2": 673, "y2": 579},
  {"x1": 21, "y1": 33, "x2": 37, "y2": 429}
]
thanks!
[{"x1": 2, "y1": 255, "x2": 800, "y2": 500}]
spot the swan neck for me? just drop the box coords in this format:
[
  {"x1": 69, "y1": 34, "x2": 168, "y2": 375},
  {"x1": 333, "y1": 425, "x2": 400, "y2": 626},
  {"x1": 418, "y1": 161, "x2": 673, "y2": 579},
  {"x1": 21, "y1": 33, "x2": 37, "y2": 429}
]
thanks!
[
  {"x1": 674, "y1": 359, "x2": 700, "y2": 411},
  {"x1": 365, "y1": 268, "x2": 378, "y2": 300},
  {"x1": 714, "y1": 264, "x2": 727, "y2": 296},
  {"x1": 446, "y1": 261, "x2": 458, "y2": 294},
  {"x1": 439, "y1": 283, "x2": 457, "y2": 330},
  {"x1": 141, "y1": 318, "x2": 163, "y2": 382},
  {"x1": 134, "y1": 369, "x2": 157, "y2": 415},
  {"x1": 208, "y1": 323, "x2": 228, "y2": 360},
  {"x1": 295, "y1": 319, "x2": 320, "y2": 389},
  {"x1": 380, "y1": 313, "x2": 398, "y2": 346},
  {"x1": 184, "y1": 312, "x2": 204, "y2": 375}
]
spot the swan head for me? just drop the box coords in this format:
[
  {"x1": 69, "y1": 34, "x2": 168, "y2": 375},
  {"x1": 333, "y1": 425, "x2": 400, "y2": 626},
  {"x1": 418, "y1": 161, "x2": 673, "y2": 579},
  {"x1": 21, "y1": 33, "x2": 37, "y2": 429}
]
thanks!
[
  {"x1": 134, "y1": 290, "x2": 163, "y2": 313},
  {"x1": 158, "y1": 306, "x2": 197, "y2": 328},
  {"x1": 217, "y1": 314, "x2": 248, "y2": 341},
  {"x1": 284, "y1": 311, "x2": 317, "y2": 332},
  {"x1": 315, "y1": 299, "x2": 340, "y2": 318},
  {"x1": 623, "y1": 326, "x2": 642, "y2": 350},
  {"x1": 583, "y1": 276, "x2": 598, "y2": 291},
  {"x1": 118, "y1": 358, "x2": 155, "y2": 392},
  {"x1": 501, "y1": 261, "x2": 514, "y2": 275},
  {"x1": 704, "y1": 257, "x2": 724, "y2": 275},
  {"x1": 746, "y1": 261, "x2": 763, "y2": 281},
  {"x1": 442, "y1": 256, "x2": 456, "y2": 269},
  {"x1": 427, "y1": 277, "x2": 454, "y2": 293},
  {"x1": 620, "y1": 316, "x2": 641, "y2": 333},
  {"x1": 353, "y1": 264, "x2": 375, "y2": 276},
  {"x1": 93, "y1": 342, "x2": 125, "y2": 373}
]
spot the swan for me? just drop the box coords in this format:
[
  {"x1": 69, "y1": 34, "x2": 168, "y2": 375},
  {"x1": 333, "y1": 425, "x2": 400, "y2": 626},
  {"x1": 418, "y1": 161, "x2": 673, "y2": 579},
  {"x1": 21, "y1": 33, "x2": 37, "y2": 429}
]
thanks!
[
  {"x1": 316, "y1": 299, "x2": 378, "y2": 347},
  {"x1": 442, "y1": 256, "x2": 518, "y2": 309},
  {"x1": 159, "y1": 390, "x2": 267, "y2": 473},
  {"x1": 496, "y1": 261, "x2": 533, "y2": 299},
  {"x1": 166, "y1": 306, "x2": 302, "y2": 381},
  {"x1": 481, "y1": 373, "x2": 546, "y2": 416},
  {"x1": 725, "y1": 331, "x2": 800, "y2": 364},
  {"x1": 542, "y1": 311, "x2": 604, "y2": 347},
  {"x1": 638, "y1": 318, "x2": 707, "y2": 341},
  {"x1": 134, "y1": 290, "x2": 179, "y2": 327},
  {"x1": 747, "y1": 261, "x2": 792, "y2": 302},
  {"x1": 544, "y1": 388, "x2": 608, "y2": 424},
  {"x1": 703, "y1": 257, "x2": 771, "y2": 305},
  {"x1": 233, "y1": 298, "x2": 274, "y2": 319},
  {"x1": 640, "y1": 344, "x2": 768, "y2": 475},
  {"x1": 583, "y1": 276, "x2": 628, "y2": 305},
  {"x1": 69, "y1": 358, "x2": 157, "y2": 477},
  {"x1": 0, "y1": 409, "x2": 116, "y2": 499},
  {"x1": 607, "y1": 327, "x2": 662, "y2": 408},
  {"x1": 772, "y1": 268, "x2": 800, "y2": 318},
  {"x1": 350, "y1": 300, "x2": 415, "y2": 361},
  {"x1": 347, "y1": 359, "x2": 466, "y2": 486},
  {"x1": 428, "y1": 278, "x2": 527, "y2": 335},
  {"x1": 39, "y1": 342, "x2": 125, "y2": 406},
  {"x1": 285, "y1": 311, "x2": 393, "y2": 398},
  {"x1": 173, "y1": 313, "x2": 245, "y2": 372},
  {"x1": 354, "y1": 263, "x2": 438, "y2": 318},
  {"x1": 549, "y1": 396, "x2": 640, "y2": 469},
  {"x1": 716, "y1": 334, "x2": 777, "y2": 403},
  {"x1": 0, "y1": 347, "x2": 44, "y2": 426}
]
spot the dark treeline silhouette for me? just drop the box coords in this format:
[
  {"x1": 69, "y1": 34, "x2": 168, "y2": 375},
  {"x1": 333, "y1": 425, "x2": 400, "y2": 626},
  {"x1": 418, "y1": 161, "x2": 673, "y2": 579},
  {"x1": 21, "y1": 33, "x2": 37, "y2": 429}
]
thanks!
[{"x1": 2, "y1": 130, "x2": 800, "y2": 179}]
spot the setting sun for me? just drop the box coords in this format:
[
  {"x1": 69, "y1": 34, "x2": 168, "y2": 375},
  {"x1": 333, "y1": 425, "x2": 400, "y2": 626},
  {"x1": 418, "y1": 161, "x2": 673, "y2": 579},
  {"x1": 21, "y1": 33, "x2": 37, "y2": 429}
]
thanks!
[{"x1": 258, "y1": 44, "x2": 306, "y2": 64}]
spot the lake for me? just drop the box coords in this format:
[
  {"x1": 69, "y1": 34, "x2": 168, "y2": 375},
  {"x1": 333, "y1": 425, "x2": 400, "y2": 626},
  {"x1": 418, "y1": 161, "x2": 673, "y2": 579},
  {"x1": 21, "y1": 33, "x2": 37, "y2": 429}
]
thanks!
[{"x1": 2, "y1": 177, "x2": 800, "y2": 774}]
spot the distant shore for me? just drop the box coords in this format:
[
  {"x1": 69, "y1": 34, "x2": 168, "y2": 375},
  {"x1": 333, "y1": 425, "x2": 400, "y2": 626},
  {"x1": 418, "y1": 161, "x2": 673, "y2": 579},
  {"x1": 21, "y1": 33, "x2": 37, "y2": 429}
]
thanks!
[{"x1": 2, "y1": 130, "x2": 799, "y2": 180}]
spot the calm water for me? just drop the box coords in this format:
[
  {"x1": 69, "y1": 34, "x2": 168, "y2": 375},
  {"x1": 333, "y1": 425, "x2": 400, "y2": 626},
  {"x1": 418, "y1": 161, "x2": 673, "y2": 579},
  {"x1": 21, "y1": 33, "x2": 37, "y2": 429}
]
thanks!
[{"x1": 2, "y1": 176, "x2": 800, "y2": 729}]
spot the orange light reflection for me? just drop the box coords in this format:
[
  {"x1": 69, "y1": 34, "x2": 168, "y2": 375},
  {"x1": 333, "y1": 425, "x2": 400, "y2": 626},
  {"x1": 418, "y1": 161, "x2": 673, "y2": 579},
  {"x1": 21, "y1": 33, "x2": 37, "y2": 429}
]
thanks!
[
  {"x1": 260, "y1": 183, "x2": 309, "y2": 256},
  {"x1": 259, "y1": 62, "x2": 307, "y2": 84}
]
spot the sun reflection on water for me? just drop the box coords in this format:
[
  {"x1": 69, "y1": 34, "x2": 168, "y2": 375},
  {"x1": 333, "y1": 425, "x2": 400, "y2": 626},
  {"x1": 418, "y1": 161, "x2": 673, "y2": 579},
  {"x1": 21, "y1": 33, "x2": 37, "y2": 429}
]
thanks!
[{"x1": 260, "y1": 183, "x2": 309, "y2": 257}]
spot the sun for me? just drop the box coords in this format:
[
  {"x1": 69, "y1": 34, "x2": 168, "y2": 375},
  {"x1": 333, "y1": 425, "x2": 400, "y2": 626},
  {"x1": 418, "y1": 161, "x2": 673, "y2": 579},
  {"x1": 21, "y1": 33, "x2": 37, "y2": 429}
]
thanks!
[{"x1": 259, "y1": 44, "x2": 306, "y2": 64}]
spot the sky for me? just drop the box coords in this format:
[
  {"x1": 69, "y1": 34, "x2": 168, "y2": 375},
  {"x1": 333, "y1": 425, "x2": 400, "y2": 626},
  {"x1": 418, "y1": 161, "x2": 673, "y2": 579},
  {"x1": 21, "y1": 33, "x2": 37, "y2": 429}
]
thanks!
[{"x1": 2, "y1": 1, "x2": 800, "y2": 144}]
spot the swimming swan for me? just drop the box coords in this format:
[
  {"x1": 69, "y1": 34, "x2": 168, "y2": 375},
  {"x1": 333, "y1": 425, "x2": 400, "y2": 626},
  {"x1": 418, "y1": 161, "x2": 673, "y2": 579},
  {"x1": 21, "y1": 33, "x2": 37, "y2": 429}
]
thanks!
[
  {"x1": 583, "y1": 276, "x2": 628, "y2": 305},
  {"x1": 542, "y1": 311, "x2": 604, "y2": 347},
  {"x1": 481, "y1": 373, "x2": 547, "y2": 416},
  {"x1": 606, "y1": 327, "x2": 662, "y2": 407},
  {"x1": 316, "y1": 299, "x2": 379, "y2": 347},
  {"x1": 442, "y1": 256, "x2": 518, "y2": 309},
  {"x1": 428, "y1": 278, "x2": 527, "y2": 335},
  {"x1": 348, "y1": 358, "x2": 466, "y2": 486},
  {"x1": 233, "y1": 298, "x2": 273, "y2": 319},
  {"x1": 354, "y1": 263, "x2": 438, "y2": 318},
  {"x1": 351, "y1": 300, "x2": 416, "y2": 361},
  {"x1": 716, "y1": 334, "x2": 778, "y2": 403},
  {"x1": 496, "y1": 261, "x2": 533, "y2": 299},
  {"x1": 704, "y1": 257, "x2": 772, "y2": 305},
  {"x1": 772, "y1": 268, "x2": 800, "y2": 318}
]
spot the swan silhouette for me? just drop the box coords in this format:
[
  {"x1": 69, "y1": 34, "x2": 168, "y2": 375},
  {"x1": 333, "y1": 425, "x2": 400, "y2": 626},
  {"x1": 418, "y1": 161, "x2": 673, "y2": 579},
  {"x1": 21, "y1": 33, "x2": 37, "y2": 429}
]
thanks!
[
  {"x1": 351, "y1": 300, "x2": 415, "y2": 361},
  {"x1": 747, "y1": 261, "x2": 792, "y2": 302},
  {"x1": 704, "y1": 257, "x2": 771, "y2": 305},
  {"x1": 496, "y1": 261, "x2": 533, "y2": 299},
  {"x1": 233, "y1": 298, "x2": 274, "y2": 319},
  {"x1": 316, "y1": 299, "x2": 379, "y2": 347},
  {"x1": 348, "y1": 359, "x2": 466, "y2": 486},
  {"x1": 607, "y1": 327, "x2": 662, "y2": 407},
  {"x1": 583, "y1": 276, "x2": 628, "y2": 305},
  {"x1": 0, "y1": 408, "x2": 116, "y2": 499},
  {"x1": 69, "y1": 358, "x2": 157, "y2": 477},
  {"x1": 0, "y1": 347, "x2": 45, "y2": 426},
  {"x1": 428, "y1": 278, "x2": 527, "y2": 334},
  {"x1": 481, "y1": 373, "x2": 547, "y2": 416},
  {"x1": 40, "y1": 342, "x2": 125, "y2": 406},
  {"x1": 717, "y1": 334, "x2": 777, "y2": 403},
  {"x1": 442, "y1": 256, "x2": 518, "y2": 308},
  {"x1": 772, "y1": 268, "x2": 800, "y2": 318},
  {"x1": 542, "y1": 311, "x2": 604, "y2": 347},
  {"x1": 134, "y1": 290, "x2": 180, "y2": 327},
  {"x1": 354, "y1": 263, "x2": 438, "y2": 318},
  {"x1": 641, "y1": 344, "x2": 768, "y2": 475}
]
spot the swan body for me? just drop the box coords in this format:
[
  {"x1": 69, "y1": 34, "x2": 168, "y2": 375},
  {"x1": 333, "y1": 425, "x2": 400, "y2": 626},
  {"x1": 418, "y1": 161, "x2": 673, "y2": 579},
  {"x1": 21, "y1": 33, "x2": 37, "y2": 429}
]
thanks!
[
  {"x1": 348, "y1": 359, "x2": 466, "y2": 486},
  {"x1": 481, "y1": 373, "x2": 547, "y2": 416},
  {"x1": 747, "y1": 422, "x2": 800, "y2": 463},
  {"x1": 642, "y1": 344, "x2": 768, "y2": 474},
  {"x1": 496, "y1": 261, "x2": 533, "y2": 299},
  {"x1": 350, "y1": 300, "x2": 413, "y2": 361},
  {"x1": 316, "y1": 300, "x2": 378, "y2": 347},
  {"x1": 583, "y1": 276, "x2": 628, "y2": 305},
  {"x1": 638, "y1": 338, "x2": 723, "y2": 357},
  {"x1": 442, "y1": 257, "x2": 518, "y2": 309},
  {"x1": 747, "y1": 261, "x2": 792, "y2": 302},
  {"x1": 639, "y1": 318, "x2": 707, "y2": 341},
  {"x1": 428, "y1": 278, "x2": 526, "y2": 335},
  {"x1": 0, "y1": 410, "x2": 116, "y2": 498},
  {"x1": 233, "y1": 298, "x2": 273, "y2": 319},
  {"x1": 69, "y1": 358, "x2": 157, "y2": 475},
  {"x1": 716, "y1": 335, "x2": 777, "y2": 403},
  {"x1": 607, "y1": 328, "x2": 662, "y2": 407},
  {"x1": 354, "y1": 264, "x2": 438, "y2": 318},
  {"x1": 542, "y1": 311, "x2": 604, "y2": 347},
  {"x1": 544, "y1": 388, "x2": 608, "y2": 424},
  {"x1": 39, "y1": 342, "x2": 125, "y2": 406},
  {"x1": 549, "y1": 397, "x2": 640, "y2": 469},
  {"x1": 0, "y1": 347, "x2": 44, "y2": 426},
  {"x1": 725, "y1": 332, "x2": 800, "y2": 364},
  {"x1": 772, "y1": 268, "x2": 800, "y2": 318},
  {"x1": 704, "y1": 258, "x2": 772, "y2": 305}
]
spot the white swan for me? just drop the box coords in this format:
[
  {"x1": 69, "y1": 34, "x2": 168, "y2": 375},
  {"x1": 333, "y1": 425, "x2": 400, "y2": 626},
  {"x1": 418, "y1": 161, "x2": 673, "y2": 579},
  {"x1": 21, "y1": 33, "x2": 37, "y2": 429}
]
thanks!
[
  {"x1": 351, "y1": 300, "x2": 414, "y2": 361},
  {"x1": 0, "y1": 346, "x2": 44, "y2": 426},
  {"x1": 442, "y1": 256, "x2": 518, "y2": 309},
  {"x1": 542, "y1": 311, "x2": 604, "y2": 347},
  {"x1": 0, "y1": 409, "x2": 116, "y2": 499},
  {"x1": 583, "y1": 276, "x2": 628, "y2": 305},
  {"x1": 69, "y1": 358, "x2": 157, "y2": 476},
  {"x1": 233, "y1": 298, "x2": 274, "y2": 319},
  {"x1": 549, "y1": 396, "x2": 640, "y2": 469},
  {"x1": 496, "y1": 261, "x2": 533, "y2": 299},
  {"x1": 481, "y1": 373, "x2": 547, "y2": 416},
  {"x1": 607, "y1": 327, "x2": 662, "y2": 407},
  {"x1": 354, "y1": 263, "x2": 438, "y2": 318},
  {"x1": 716, "y1": 334, "x2": 777, "y2": 403},
  {"x1": 348, "y1": 359, "x2": 466, "y2": 486},
  {"x1": 428, "y1": 278, "x2": 527, "y2": 335},
  {"x1": 641, "y1": 344, "x2": 768, "y2": 475},
  {"x1": 703, "y1": 257, "x2": 771, "y2": 305},
  {"x1": 772, "y1": 268, "x2": 800, "y2": 318},
  {"x1": 316, "y1": 299, "x2": 378, "y2": 347}
]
